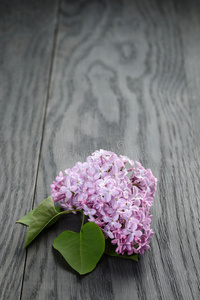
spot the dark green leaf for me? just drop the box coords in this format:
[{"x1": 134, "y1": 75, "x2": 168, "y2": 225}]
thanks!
[
  {"x1": 16, "y1": 209, "x2": 35, "y2": 226},
  {"x1": 104, "y1": 239, "x2": 138, "y2": 261},
  {"x1": 46, "y1": 206, "x2": 60, "y2": 228},
  {"x1": 53, "y1": 222, "x2": 105, "y2": 275},
  {"x1": 24, "y1": 196, "x2": 60, "y2": 247}
]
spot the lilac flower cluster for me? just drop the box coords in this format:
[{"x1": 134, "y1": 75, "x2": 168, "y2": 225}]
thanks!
[{"x1": 51, "y1": 150, "x2": 157, "y2": 255}]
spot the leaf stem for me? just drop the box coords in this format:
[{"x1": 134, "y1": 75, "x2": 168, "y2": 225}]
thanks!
[
  {"x1": 58, "y1": 209, "x2": 82, "y2": 216},
  {"x1": 81, "y1": 211, "x2": 85, "y2": 229}
]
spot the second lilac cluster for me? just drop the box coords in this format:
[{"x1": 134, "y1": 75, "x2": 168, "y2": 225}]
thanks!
[{"x1": 51, "y1": 149, "x2": 157, "y2": 255}]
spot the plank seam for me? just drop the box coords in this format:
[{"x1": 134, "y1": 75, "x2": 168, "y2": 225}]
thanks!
[{"x1": 19, "y1": 0, "x2": 63, "y2": 299}]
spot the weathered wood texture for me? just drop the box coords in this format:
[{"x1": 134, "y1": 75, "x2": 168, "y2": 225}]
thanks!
[
  {"x1": 1, "y1": 0, "x2": 200, "y2": 299},
  {"x1": 175, "y1": 0, "x2": 200, "y2": 159},
  {"x1": 0, "y1": 0, "x2": 58, "y2": 299}
]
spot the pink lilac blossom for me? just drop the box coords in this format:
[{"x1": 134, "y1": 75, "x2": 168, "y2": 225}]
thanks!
[{"x1": 50, "y1": 149, "x2": 157, "y2": 256}]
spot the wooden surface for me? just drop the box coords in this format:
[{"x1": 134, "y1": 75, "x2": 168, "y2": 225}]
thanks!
[{"x1": 1, "y1": 0, "x2": 200, "y2": 299}]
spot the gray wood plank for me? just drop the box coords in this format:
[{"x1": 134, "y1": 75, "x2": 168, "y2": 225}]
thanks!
[
  {"x1": 175, "y1": 0, "x2": 200, "y2": 163},
  {"x1": 0, "y1": 0, "x2": 58, "y2": 299},
  {"x1": 21, "y1": 0, "x2": 200, "y2": 299}
]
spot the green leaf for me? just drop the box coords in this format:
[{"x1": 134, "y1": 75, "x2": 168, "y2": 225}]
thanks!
[
  {"x1": 24, "y1": 196, "x2": 60, "y2": 247},
  {"x1": 16, "y1": 210, "x2": 35, "y2": 226},
  {"x1": 46, "y1": 206, "x2": 60, "y2": 228},
  {"x1": 104, "y1": 239, "x2": 138, "y2": 261},
  {"x1": 16, "y1": 206, "x2": 60, "y2": 228},
  {"x1": 53, "y1": 222, "x2": 105, "y2": 275}
]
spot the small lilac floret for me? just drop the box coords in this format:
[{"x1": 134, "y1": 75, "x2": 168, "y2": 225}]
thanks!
[{"x1": 51, "y1": 149, "x2": 157, "y2": 255}]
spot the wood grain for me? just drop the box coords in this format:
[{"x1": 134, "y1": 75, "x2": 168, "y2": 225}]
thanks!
[
  {"x1": 175, "y1": 0, "x2": 200, "y2": 168},
  {"x1": 20, "y1": 0, "x2": 200, "y2": 299},
  {"x1": 0, "y1": 0, "x2": 58, "y2": 299},
  {"x1": 1, "y1": 0, "x2": 200, "y2": 299}
]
